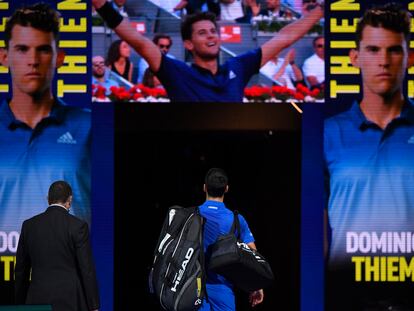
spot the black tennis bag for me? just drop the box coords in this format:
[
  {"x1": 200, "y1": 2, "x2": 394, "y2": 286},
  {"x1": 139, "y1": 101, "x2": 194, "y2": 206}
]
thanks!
[
  {"x1": 207, "y1": 210, "x2": 274, "y2": 292},
  {"x1": 149, "y1": 206, "x2": 206, "y2": 311}
]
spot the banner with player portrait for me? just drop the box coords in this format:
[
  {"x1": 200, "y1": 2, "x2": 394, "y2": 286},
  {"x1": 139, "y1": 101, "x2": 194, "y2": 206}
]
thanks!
[
  {"x1": 324, "y1": 0, "x2": 414, "y2": 309},
  {"x1": 0, "y1": 0, "x2": 91, "y2": 304}
]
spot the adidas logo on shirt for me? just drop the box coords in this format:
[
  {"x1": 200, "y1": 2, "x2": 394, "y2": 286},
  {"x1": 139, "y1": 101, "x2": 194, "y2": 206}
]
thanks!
[
  {"x1": 57, "y1": 132, "x2": 77, "y2": 144},
  {"x1": 408, "y1": 134, "x2": 414, "y2": 144},
  {"x1": 229, "y1": 70, "x2": 236, "y2": 80}
]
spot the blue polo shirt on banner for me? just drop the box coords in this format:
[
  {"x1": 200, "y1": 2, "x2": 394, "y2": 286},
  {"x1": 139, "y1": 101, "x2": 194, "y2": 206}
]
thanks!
[
  {"x1": 0, "y1": 99, "x2": 91, "y2": 254},
  {"x1": 156, "y1": 48, "x2": 262, "y2": 102},
  {"x1": 199, "y1": 200, "x2": 255, "y2": 311},
  {"x1": 324, "y1": 101, "x2": 414, "y2": 266}
]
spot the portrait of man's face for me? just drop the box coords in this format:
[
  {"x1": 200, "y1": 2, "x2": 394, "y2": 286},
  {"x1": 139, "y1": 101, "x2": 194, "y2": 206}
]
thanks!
[
  {"x1": 5, "y1": 25, "x2": 62, "y2": 96},
  {"x1": 351, "y1": 26, "x2": 408, "y2": 98},
  {"x1": 185, "y1": 20, "x2": 220, "y2": 60}
]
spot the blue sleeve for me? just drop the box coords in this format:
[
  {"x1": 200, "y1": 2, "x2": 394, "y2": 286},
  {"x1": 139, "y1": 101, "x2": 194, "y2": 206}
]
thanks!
[
  {"x1": 156, "y1": 54, "x2": 189, "y2": 90},
  {"x1": 228, "y1": 48, "x2": 262, "y2": 86},
  {"x1": 238, "y1": 214, "x2": 255, "y2": 244}
]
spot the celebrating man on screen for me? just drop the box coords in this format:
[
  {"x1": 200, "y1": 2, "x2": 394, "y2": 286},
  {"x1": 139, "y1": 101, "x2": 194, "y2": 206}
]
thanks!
[
  {"x1": 92, "y1": 0, "x2": 323, "y2": 102},
  {"x1": 0, "y1": 3, "x2": 91, "y2": 252},
  {"x1": 324, "y1": 3, "x2": 414, "y2": 310}
]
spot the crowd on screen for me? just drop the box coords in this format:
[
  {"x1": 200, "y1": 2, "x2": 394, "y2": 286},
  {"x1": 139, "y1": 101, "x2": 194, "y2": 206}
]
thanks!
[{"x1": 172, "y1": 0, "x2": 319, "y2": 21}]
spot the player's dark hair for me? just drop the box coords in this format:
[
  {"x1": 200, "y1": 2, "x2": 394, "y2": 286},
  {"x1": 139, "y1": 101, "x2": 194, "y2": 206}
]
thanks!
[
  {"x1": 48, "y1": 181, "x2": 72, "y2": 205},
  {"x1": 181, "y1": 11, "x2": 217, "y2": 41},
  {"x1": 205, "y1": 168, "x2": 228, "y2": 198},
  {"x1": 5, "y1": 2, "x2": 60, "y2": 49},
  {"x1": 356, "y1": 2, "x2": 411, "y2": 49}
]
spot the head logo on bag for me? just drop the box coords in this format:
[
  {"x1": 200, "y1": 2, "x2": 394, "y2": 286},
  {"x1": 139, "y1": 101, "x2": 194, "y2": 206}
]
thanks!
[
  {"x1": 149, "y1": 206, "x2": 206, "y2": 311},
  {"x1": 171, "y1": 247, "x2": 194, "y2": 292}
]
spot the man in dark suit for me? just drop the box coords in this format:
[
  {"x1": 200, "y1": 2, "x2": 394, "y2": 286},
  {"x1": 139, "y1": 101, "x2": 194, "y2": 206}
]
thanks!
[{"x1": 15, "y1": 181, "x2": 100, "y2": 311}]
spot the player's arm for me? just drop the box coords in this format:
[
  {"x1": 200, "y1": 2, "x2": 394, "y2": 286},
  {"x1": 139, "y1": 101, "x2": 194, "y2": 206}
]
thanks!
[
  {"x1": 246, "y1": 241, "x2": 264, "y2": 306},
  {"x1": 92, "y1": 0, "x2": 162, "y2": 72},
  {"x1": 247, "y1": 242, "x2": 257, "y2": 250},
  {"x1": 260, "y1": 3, "x2": 323, "y2": 67}
]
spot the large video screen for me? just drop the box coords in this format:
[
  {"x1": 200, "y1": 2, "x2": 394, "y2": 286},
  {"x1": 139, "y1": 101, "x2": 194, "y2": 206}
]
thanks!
[
  {"x1": 324, "y1": 1, "x2": 414, "y2": 310},
  {"x1": 91, "y1": 0, "x2": 325, "y2": 103},
  {"x1": 0, "y1": 0, "x2": 91, "y2": 304}
]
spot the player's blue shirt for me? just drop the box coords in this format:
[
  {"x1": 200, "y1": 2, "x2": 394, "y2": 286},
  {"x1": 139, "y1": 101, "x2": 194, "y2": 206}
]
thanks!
[
  {"x1": 156, "y1": 48, "x2": 262, "y2": 102},
  {"x1": 199, "y1": 200, "x2": 254, "y2": 311},
  {"x1": 324, "y1": 101, "x2": 414, "y2": 266},
  {"x1": 0, "y1": 99, "x2": 91, "y2": 254}
]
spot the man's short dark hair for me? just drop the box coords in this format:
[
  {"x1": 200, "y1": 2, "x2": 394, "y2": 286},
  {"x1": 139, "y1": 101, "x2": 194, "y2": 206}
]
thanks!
[
  {"x1": 312, "y1": 35, "x2": 323, "y2": 47},
  {"x1": 181, "y1": 11, "x2": 217, "y2": 41},
  {"x1": 5, "y1": 2, "x2": 60, "y2": 49},
  {"x1": 205, "y1": 168, "x2": 228, "y2": 198},
  {"x1": 153, "y1": 33, "x2": 172, "y2": 46},
  {"x1": 48, "y1": 181, "x2": 72, "y2": 205},
  {"x1": 355, "y1": 2, "x2": 411, "y2": 49}
]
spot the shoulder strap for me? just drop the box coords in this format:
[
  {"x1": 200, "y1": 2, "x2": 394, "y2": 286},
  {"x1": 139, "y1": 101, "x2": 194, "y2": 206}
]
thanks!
[
  {"x1": 196, "y1": 207, "x2": 213, "y2": 310},
  {"x1": 228, "y1": 210, "x2": 241, "y2": 239}
]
